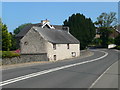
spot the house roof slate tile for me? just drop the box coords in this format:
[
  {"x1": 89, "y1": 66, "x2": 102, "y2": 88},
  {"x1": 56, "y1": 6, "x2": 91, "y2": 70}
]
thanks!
[
  {"x1": 16, "y1": 23, "x2": 64, "y2": 37},
  {"x1": 33, "y1": 26, "x2": 80, "y2": 44}
]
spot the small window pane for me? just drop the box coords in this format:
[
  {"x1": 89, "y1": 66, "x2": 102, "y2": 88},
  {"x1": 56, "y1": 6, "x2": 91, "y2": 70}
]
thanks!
[
  {"x1": 67, "y1": 44, "x2": 69, "y2": 49},
  {"x1": 53, "y1": 44, "x2": 56, "y2": 50}
]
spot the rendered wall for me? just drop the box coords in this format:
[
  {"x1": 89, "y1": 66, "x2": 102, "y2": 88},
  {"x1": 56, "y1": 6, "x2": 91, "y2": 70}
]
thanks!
[{"x1": 47, "y1": 42, "x2": 80, "y2": 61}]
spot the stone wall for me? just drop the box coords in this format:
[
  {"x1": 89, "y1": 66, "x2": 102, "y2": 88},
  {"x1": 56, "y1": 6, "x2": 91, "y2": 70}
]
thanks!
[
  {"x1": 20, "y1": 28, "x2": 47, "y2": 54},
  {"x1": 2, "y1": 53, "x2": 48, "y2": 65}
]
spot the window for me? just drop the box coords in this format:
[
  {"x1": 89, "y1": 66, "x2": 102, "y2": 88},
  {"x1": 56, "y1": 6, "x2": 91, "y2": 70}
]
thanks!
[
  {"x1": 54, "y1": 55, "x2": 56, "y2": 60},
  {"x1": 67, "y1": 44, "x2": 69, "y2": 49},
  {"x1": 53, "y1": 44, "x2": 56, "y2": 50},
  {"x1": 72, "y1": 52, "x2": 76, "y2": 57}
]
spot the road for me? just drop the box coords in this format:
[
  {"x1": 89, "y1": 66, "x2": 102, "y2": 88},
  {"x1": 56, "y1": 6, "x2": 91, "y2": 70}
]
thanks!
[
  {"x1": 92, "y1": 61, "x2": 118, "y2": 88},
  {"x1": 1, "y1": 49, "x2": 119, "y2": 88}
]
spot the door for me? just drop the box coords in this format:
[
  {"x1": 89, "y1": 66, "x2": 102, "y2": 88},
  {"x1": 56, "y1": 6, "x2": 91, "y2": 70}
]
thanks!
[{"x1": 54, "y1": 55, "x2": 56, "y2": 60}]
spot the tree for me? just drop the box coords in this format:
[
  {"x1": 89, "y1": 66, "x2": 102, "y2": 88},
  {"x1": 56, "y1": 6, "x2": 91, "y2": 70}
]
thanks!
[
  {"x1": 92, "y1": 38, "x2": 102, "y2": 46},
  {"x1": 95, "y1": 12, "x2": 117, "y2": 27},
  {"x1": 13, "y1": 23, "x2": 31, "y2": 35},
  {"x1": 2, "y1": 24, "x2": 12, "y2": 51},
  {"x1": 95, "y1": 12, "x2": 117, "y2": 47},
  {"x1": 99, "y1": 27, "x2": 113, "y2": 47},
  {"x1": 10, "y1": 32, "x2": 17, "y2": 50},
  {"x1": 0, "y1": 18, "x2": 2, "y2": 50},
  {"x1": 115, "y1": 34, "x2": 120, "y2": 46},
  {"x1": 63, "y1": 13, "x2": 96, "y2": 50}
]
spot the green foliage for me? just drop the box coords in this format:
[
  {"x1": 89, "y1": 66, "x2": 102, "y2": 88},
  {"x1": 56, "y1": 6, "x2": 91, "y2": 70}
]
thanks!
[
  {"x1": 115, "y1": 34, "x2": 120, "y2": 46},
  {"x1": 2, "y1": 51, "x2": 20, "y2": 58},
  {"x1": 63, "y1": 13, "x2": 96, "y2": 50},
  {"x1": 95, "y1": 12, "x2": 117, "y2": 48},
  {"x1": 13, "y1": 23, "x2": 31, "y2": 35},
  {"x1": 116, "y1": 46, "x2": 120, "y2": 50},
  {"x1": 10, "y1": 32, "x2": 17, "y2": 50},
  {"x1": 99, "y1": 27, "x2": 113, "y2": 47},
  {"x1": 95, "y1": 12, "x2": 117, "y2": 27},
  {"x1": 92, "y1": 38, "x2": 102, "y2": 46},
  {"x1": 107, "y1": 38, "x2": 114, "y2": 44},
  {"x1": 2, "y1": 24, "x2": 12, "y2": 51},
  {"x1": 0, "y1": 18, "x2": 2, "y2": 50},
  {"x1": 0, "y1": 51, "x2": 1, "y2": 58},
  {"x1": 1, "y1": 18, "x2": 31, "y2": 50},
  {"x1": 1, "y1": 18, "x2": 12, "y2": 51}
]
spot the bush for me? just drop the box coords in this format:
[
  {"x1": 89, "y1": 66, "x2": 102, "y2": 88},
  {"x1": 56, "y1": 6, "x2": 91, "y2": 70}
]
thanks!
[
  {"x1": 92, "y1": 38, "x2": 102, "y2": 46},
  {"x1": 116, "y1": 46, "x2": 120, "y2": 50},
  {"x1": 115, "y1": 34, "x2": 120, "y2": 46},
  {"x1": 107, "y1": 38, "x2": 114, "y2": 45},
  {"x1": 0, "y1": 51, "x2": 2, "y2": 58},
  {"x1": 2, "y1": 51, "x2": 20, "y2": 58}
]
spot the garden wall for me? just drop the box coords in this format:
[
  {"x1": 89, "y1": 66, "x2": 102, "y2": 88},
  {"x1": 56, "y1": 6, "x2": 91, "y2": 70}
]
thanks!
[{"x1": 2, "y1": 53, "x2": 48, "y2": 65}]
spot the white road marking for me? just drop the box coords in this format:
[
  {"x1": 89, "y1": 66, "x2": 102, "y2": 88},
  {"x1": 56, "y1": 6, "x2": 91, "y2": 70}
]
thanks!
[
  {"x1": 114, "y1": 49, "x2": 120, "y2": 52},
  {"x1": 0, "y1": 50, "x2": 108, "y2": 86},
  {"x1": 89, "y1": 61, "x2": 118, "y2": 88}
]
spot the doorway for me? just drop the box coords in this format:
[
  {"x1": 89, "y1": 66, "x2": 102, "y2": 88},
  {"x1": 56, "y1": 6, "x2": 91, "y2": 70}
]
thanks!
[{"x1": 54, "y1": 55, "x2": 56, "y2": 60}]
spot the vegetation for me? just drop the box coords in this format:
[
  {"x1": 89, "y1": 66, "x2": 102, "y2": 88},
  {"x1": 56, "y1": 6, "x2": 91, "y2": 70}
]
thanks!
[
  {"x1": 107, "y1": 37, "x2": 115, "y2": 44},
  {"x1": 1, "y1": 18, "x2": 31, "y2": 51},
  {"x1": 92, "y1": 38, "x2": 102, "y2": 46},
  {"x1": 115, "y1": 34, "x2": 120, "y2": 46},
  {"x1": 99, "y1": 27, "x2": 113, "y2": 47},
  {"x1": 1, "y1": 21, "x2": 12, "y2": 51},
  {"x1": 0, "y1": 11, "x2": 118, "y2": 59},
  {"x1": 115, "y1": 34, "x2": 120, "y2": 50},
  {"x1": 2, "y1": 51, "x2": 20, "y2": 58},
  {"x1": 116, "y1": 46, "x2": 120, "y2": 50},
  {"x1": 10, "y1": 32, "x2": 17, "y2": 50},
  {"x1": 0, "y1": 51, "x2": 1, "y2": 58},
  {"x1": 63, "y1": 13, "x2": 96, "y2": 50},
  {"x1": 94, "y1": 12, "x2": 117, "y2": 27},
  {"x1": 95, "y1": 12, "x2": 117, "y2": 47},
  {"x1": 0, "y1": 18, "x2": 2, "y2": 50}
]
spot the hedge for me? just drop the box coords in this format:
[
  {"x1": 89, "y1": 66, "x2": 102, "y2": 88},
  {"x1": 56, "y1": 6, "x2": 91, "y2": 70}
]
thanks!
[
  {"x1": 2, "y1": 51, "x2": 20, "y2": 58},
  {"x1": 116, "y1": 46, "x2": 120, "y2": 50}
]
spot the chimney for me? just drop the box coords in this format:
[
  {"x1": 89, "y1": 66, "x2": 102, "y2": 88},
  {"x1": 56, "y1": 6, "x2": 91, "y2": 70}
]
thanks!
[{"x1": 62, "y1": 26, "x2": 69, "y2": 33}]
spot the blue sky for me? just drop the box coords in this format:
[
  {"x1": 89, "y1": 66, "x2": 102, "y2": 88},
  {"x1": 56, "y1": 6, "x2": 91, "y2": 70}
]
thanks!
[{"x1": 2, "y1": 2, "x2": 118, "y2": 32}]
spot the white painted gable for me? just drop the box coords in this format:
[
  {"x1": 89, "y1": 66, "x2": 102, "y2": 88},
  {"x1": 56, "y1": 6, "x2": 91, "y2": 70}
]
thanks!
[{"x1": 41, "y1": 19, "x2": 55, "y2": 29}]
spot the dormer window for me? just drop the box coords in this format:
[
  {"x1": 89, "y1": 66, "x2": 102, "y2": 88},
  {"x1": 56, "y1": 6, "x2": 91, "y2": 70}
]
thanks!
[{"x1": 53, "y1": 44, "x2": 56, "y2": 50}]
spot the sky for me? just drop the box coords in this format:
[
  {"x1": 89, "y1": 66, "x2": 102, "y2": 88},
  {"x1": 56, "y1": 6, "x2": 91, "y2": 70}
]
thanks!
[{"x1": 2, "y1": 2, "x2": 118, "y2": 32}]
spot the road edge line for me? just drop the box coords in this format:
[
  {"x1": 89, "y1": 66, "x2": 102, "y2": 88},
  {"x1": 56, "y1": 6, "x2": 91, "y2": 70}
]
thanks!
[
  {"x1": 89, "y1": 61, "x2": 118, "y2": 89},
  {"x1": 1, "y1": 50, "x2": 108, "y2": 87}
]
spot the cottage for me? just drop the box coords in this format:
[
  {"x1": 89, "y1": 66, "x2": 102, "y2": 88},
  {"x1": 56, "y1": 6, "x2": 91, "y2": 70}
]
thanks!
[{"x1": 16, "y1": 20, "x2": 80, "y2": 61}]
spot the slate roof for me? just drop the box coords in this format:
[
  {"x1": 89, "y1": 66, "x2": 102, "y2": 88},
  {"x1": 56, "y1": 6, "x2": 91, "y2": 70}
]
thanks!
[
  {"x1": 53, "y1": 25, "x2": 63, "y2": 30},
  {"x1": 16, "y1": 24, "x2": 33, "y2": 37},
  {"x1": 16, "y1": 23, "x2": 64, "y2": 37},
  {"x1": 33, "y1": 27, "x2": 80, "y2": 44}
]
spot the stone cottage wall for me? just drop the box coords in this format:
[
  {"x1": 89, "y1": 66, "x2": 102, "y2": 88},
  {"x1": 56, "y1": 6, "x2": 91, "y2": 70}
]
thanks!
[{"x1": 20, "y1": 28, "x2": 47, "y2": 54}]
